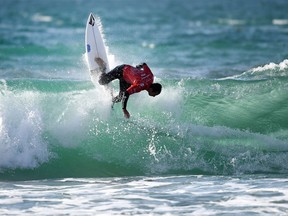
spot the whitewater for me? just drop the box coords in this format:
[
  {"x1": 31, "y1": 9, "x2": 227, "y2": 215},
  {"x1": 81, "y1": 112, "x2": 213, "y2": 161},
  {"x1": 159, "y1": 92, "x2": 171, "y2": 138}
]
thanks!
[{"x1": 1, "y1": 0, "x2": 288, "y2": 215}]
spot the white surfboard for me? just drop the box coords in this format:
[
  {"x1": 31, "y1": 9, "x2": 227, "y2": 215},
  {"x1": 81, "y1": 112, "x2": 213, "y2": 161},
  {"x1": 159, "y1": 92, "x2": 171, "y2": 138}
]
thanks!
[
  {"x1": 85, "y1": 13, "x2": 109, "y2": 75},
  {"x1": 85, "y1": 13, "x2": 114, "y2": 102}
]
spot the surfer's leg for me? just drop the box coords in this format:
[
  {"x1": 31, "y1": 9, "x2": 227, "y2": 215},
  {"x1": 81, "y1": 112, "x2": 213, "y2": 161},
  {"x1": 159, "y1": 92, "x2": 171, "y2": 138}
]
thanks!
[
  {"x1": 119, "y1": 78, "x2": 131, "y2": 92},
  {"x1": 98, "y1": 65, "x2": 125, "y2": 85}
]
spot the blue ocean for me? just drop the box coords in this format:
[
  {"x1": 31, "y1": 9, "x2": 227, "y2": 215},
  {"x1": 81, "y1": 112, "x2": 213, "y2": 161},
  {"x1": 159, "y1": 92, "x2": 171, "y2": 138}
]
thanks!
[{"x1": 1, "y1": 0, "x2": 288, "y2": 215}]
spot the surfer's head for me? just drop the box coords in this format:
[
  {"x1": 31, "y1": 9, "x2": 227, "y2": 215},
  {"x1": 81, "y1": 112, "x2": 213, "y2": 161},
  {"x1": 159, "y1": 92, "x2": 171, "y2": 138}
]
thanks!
[{"x1": 148, "y1": 83, "x2": 162, "y2": 97}]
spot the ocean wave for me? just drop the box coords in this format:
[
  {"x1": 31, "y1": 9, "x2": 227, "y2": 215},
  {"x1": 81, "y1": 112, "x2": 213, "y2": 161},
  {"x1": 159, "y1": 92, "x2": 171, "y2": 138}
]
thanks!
[
  {"x1": 251, "y1": 59, "x2": 288, "y2": 75},
  {"x1": 223, "y1": 59, "x2": 288, "y2": 80},
  {"x1": 0, "y1": 78, "x2": 287, "y2": 180}
]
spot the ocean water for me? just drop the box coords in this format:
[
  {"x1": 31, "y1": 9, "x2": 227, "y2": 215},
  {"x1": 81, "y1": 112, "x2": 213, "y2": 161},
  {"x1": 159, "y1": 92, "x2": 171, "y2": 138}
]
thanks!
[{"x1": 1, "y1": 0, "x2": 288, "y2": 215}]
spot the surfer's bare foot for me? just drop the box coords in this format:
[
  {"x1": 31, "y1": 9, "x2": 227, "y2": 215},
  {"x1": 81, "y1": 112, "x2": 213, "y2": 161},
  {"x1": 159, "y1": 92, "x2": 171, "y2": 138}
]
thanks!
[
  {"x1": 95, "y1": 57, "x2": 107, "y2": 72},
  {"x1": 95, "y1": 57, "x2": 104, "y2": 65}
]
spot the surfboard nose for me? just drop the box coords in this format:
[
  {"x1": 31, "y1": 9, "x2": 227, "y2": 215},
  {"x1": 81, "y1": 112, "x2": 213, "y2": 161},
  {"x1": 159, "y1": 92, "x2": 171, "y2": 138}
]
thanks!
[{"x1": 88, "y1": 13, "x2": 95, "y2": 26}]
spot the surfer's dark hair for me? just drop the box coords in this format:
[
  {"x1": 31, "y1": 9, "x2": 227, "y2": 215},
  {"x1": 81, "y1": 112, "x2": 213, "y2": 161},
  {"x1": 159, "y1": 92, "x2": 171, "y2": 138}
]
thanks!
[{"x1": 150, "y1": 83, "x2": 162, "y2": 94}]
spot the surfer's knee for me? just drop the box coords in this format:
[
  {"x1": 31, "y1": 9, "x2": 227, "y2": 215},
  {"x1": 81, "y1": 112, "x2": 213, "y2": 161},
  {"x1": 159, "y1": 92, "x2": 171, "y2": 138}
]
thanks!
[{"x1": 98, "y1": 73, "x2": 108, "y2": 85}]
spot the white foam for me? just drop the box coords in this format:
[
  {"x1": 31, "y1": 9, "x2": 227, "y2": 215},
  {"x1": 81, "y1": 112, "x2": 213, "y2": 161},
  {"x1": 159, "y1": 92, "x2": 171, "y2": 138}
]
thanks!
[
  {"x1": 48, "y1": 86, "x2": 112, "y2": 148},
  {"x1": 218, "y1": 18, "x2": 246, "y2": 26},
  {"x1": 31, "y1": 13, "x2": 53, "y2": 23},
  {"x1": 132, "y1": 78, "x2": 183, "y2": 119},
  {"x1": 142, "y1": 41, "x2": 156, "y2": 49},
  {"x1": 273, "y1": 19, "x2": 288, "y2": 25},
  {"x1": 252, "y1": 59, "x2": 288, "y2": 73},
  {"x1": 224, "y1": 59, "x2": 288, "y2": 80},
  {"x1": 0, "y1": 90, "x2": 49, "y2": 169}
]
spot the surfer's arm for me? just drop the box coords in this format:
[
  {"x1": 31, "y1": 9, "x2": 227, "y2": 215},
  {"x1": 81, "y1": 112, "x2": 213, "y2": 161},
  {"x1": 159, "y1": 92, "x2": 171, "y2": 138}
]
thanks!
[{"x1": 122, "y1": 91, "x2": 130, "y2": 118}]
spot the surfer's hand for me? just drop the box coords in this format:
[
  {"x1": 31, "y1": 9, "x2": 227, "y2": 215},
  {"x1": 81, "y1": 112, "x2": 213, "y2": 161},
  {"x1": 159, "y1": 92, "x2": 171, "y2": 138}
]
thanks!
[{"x1": 123, "y1": 108, "x2": 130, "y2": 119}]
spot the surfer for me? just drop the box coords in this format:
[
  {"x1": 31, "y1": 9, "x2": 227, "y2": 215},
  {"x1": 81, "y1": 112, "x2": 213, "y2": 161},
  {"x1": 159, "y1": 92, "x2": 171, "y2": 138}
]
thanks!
[{"x1": 96, "y1": 58, "x2": 162, "y2": 118}]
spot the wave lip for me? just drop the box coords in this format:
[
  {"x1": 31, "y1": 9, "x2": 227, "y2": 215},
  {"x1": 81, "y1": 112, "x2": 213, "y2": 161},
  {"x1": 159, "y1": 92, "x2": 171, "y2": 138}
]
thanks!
[{"x1": 221, "y1": 59, "x2": 288, "y2": 80}]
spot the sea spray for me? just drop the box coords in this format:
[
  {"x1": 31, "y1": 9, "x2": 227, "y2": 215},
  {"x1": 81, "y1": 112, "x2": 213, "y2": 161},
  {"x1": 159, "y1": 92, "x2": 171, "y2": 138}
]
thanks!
[{"x1": 0, "y1": 86, "x2": 49, "y2": 170}]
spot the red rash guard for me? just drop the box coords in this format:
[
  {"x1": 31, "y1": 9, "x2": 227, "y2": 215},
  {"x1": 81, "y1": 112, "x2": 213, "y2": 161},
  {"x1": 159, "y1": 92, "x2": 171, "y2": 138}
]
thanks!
[{"x1": 123, "y1": 64, "x2": 154, "y2": 95}]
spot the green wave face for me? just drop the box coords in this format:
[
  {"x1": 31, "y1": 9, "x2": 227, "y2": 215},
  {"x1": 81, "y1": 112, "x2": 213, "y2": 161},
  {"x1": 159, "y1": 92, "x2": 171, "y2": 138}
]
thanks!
[{"x1": 0, "y1": 78, "x2": 287, "y2": 180}]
